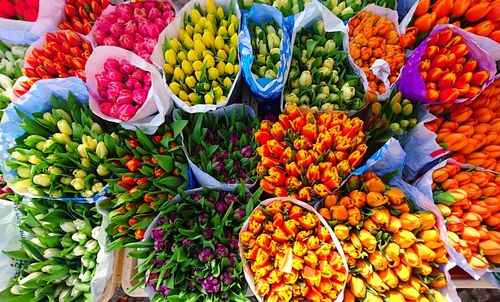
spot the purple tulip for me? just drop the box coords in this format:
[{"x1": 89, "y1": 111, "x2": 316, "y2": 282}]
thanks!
[
  {"x1": 220, "y1": 272, "x2": 232, "y2": 286},
  {"x1": 224, "y1": 193, "x2": 236, "y2": 205},
  {"x1": 233, "y1": 208, "x2": 245, "y2": 221},
  {"x1": 215, "y1": 243, "x2": 228, "y2": 258},
  {"x1": 202, "y1": 276, "x2": 220, "y2": 293},
  {"x1": 153, "y1": 240, "x2": 165, "y2": 251},
  {"x1": 214, "y1": 162, "x2": 224, "y2": 172},
  {"x1": 110, "y1": 23, "x2": 125, "y2": 38},
  {"x1": 148, "y1": 7, "x2": 162, "y2": 19},
  {"x1": 224, "y1": 230, "x2": 232, "y2": 238},
  {"x1": 158, "y1": 216, "x2": 166, "y2": 225},
  {"x1": 151, "y1": 228, "x2": 165, "y2": 241},
  {"x1": 198, "y1": 248, "x2": 214, "y2": 263},
  {"x1": 159, "y1": 284, "x2": 170, "y2": 296},
  {"x1": 103, "y1": 36, "x2": 118, "y2": 46},
  {"x1": 93, "y1": 29, "x2": 106, "y2": 44},
  {"x1": 202, "y1": 227, "x2": 213, "y2": 239},
  {"x1": 228, "y1": 253, "x2": 237, "y2": 267},
  {"x1": 132, "y1": 88, "x2": 149, "y2": 106},
  {"x1": 154, "y1": 258, "x2": 164, "y2": 266},
  {"x1": 215, "y1": 201, "x2": 228, "y2": 214},
  {"x1": 182, "y1": 239, "x2": 191, "y2": 248},
  {"x1": 185, "y1": 218, "x2": 195, "y2": 229},
  {"x1": 229, "y1": 134, "x2": 239, "y2": 145},
  {"x1": 227, "y1": 179, "x2": 237, "y2": 184},
  {"x1": 241, "y1": 146, "x2": 253, "y2": 157},
  {"x1": 168, "y1": 212, "x2": 176, "y2": 224},
  {"x1": 119, "y1": 34, "x2": 135, "y2": 50},
  {"x1": 198, "y1": 213, "x2": 208, "y2": 225},
  {"x1": 115, "y1": 4, "x2": 133, "y2": 19},
  {"x1": 145, "y1": 272, "x2": 159, "y2": 287},
  {"x1": 220, "y1": 150, "x2": 229, "y2": 160},
  {"x1": 207, "y1": 196, "x2": 215, "y2": 203},
  {"x1": 187, "y1": 280, "x2": 196, "y2": 291},
  {"x1": 239, "y1": 171, "x2": 247, "y2": 179}
]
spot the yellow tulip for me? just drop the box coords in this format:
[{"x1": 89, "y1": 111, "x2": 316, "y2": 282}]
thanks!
[
  {"x1": 217, "y1": 61, "x2": 226, "y2": 76},
  {"x1": 169, "y1": 82, "x2": 181, "y2": 95},
  {"x1": 223, "y1": 77, "x2": 232, "y2": 89},
  {"x1": 187, "y1": 50, "x2": 199, "y2": 62},
  {"x1": 386, "y1": 290, "x2": 405, "y2": 302},
  {"x1": 164, "y1": 49, "x2": 177, "y2": 65},
  {"x1": 234, "y1": 64, "x2": 240, "y2": 74},
  {"x1": 169, "y1": 38, "x2": 181, "y2": 52},
  {"x1": 398, "y1": 283, "x2": 420, "y2": 300},
  {"x1": 356, "y1": 260, "x2": 372, "y2": 278},
  {"x1": 203, "y1": 50, "x2": 214, "y2": 58},
  {"x1": 186, "y1": 76, "x2": 196, "y2": 89},
  {"x1": 417, "y1": 261, "x2": 432, "y2": 276},
  {"x1": 183, "y1": 35, "x2": 194, "y2": 49},
  {"x1": 190, "y1": 8, "x2": 202, "y2": 24},
  {"x1": 369, "y1": 251, "x2": 388, "y2": 271},
  {"x1": 365, "y1": 292, "x2": 383, "y2": 302},
  {"x1": 192, "y1": 60, "x2": 203, "y2": 71},
  {"x1": 194, "y1": 23, "x2": 204, "y2": 34},
  {"x1": 334, "y1": 224, "x2": 350, "y2": 241},
  {"x1": 181, "y1": 60, "x2": 194, "y2": 75},
  {"x1": 366, "y1": 271, "x2": 389, "y2": 293},
  {"x1": 221, "y1": 19, "x2": 228, "y2": 28},
  {"x1": 208, "y1": 67, "x2": 219, "y2": 80},
  {"x1": 419, "y1": 229, "x2": 442, "y2": 249},
  {"x1": 230, "y1": 14, "x2": 239, "y2": 29},
  {"x1": 177, "y1": 51, "x2": 187, "y2": 61},
  {"x1": 429, "y1": 289, "x2": 447, "y2": 302},
  {"x1": 194, "y1": 39, "x2": 206, "y2": 55},
  {"x1": 359, "y1": 229, "x2": 377, "y2": 253},
  {"x1": 225, "y1": 62, "x2": 234, "y2": 75},
  {"x1": 230, "y1": 33, "x2": 238, "y2": 48},
  {"x1": 205, "y1": 19, "x2": 216, "y2": 36},
  {"x1": 217, "y1": 95, "x2": 226, "y2": 103},
  {"x1": 216, "y1": 7, "x2": 224, "y2": 20},
  {"x1": 189, "y1": 92, "x2": 199, "y2": 103},
  {"x1": 394, "y1": 262, "x2": 411, "y2": 282},
  {"x1": 400, "y1": 213, "x2": 421, "y2": 231},
  {"x1": 350, "y1": 232, "x2": 363, "y2": 251},
  {"x1": 228, "y1": 23, "x2": 235, "y2": 36},
  {"x1": 206, "y1": 0, "x2": 217, "y2": 14},
  {"x1": 380, "y1": 268, "x2": 399, "y2": 289},
  {"x1": 203, "y1": 55, "x2": 215, "y2": 68},
  {"x1": 179, "y1": 90, "x2": 189, "y2": 102},
  {"x1": 401, "y1": 246, "x2": 421, "y2": 268},
  {"x1": 418, "y1": 212, "x2": 436, "y2": 230},
  {"x1": 195, "y1": 71, "x2": 202, "y2": 81},
  {"x1": 164, "y1": 63, "x2": 174, "y2": 74},
  {"x1": 202, "y1": 31, "x2": 215, "y2": 48},
  {"x1": 393, "y1": 230, "x2": 416, "y2": 248},
  {"x1": 413, "y1": 243, "x2": 436, "y2": 261},
  {"x1": 217, "y1": 49, "x2": 227, "y2": 60},
  {"x1": 213, "y1": 86, "x2": 223, "y2": 98},
  {"x1": 179, "y1": 28, "x2": 187, "y2": 41},
  {"x1": 186, "y1": 24, "x2": 195, "y2": 37},
  {"x1": 204, "y1": 94, "x2": 214, "y2": 104},
  {"x1": 214, "y1": 35, "x2": 224, "y2": 50},
  {"x1": 386, "y1": 216, "x2": 401, "y2": 233},
  {"x1": 173, "y1": 67, "x2": 185, "y2": 82},
  {"x1": 350, "y1": 276, "x2": 366, "y2": 298},
  {"x1": 218, "y1": 25, "x2": 227, "y2": 37},
  {"x1": 211, "y1": 80, "x2": 219, "y2": 88}
]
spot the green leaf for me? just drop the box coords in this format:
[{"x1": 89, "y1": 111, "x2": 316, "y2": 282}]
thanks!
[
  {"x1": 171, "y1": 120, "x2": 188, "y2": 138},
  {"x1": 128, "y1": 250, "x2": 150, "y2": 258},
  {"x1": 154, "y1": 155, "x2": 174, "y2": 173},
  {"x1": 20, "y1": 239, "x2": 45, "y2": 262},
  {"x1": 2, "y1": 250, "x2": 30, "y2": 261},
  {"x1": 136, "y1": 128, "x2": 156, "y2": 151}
]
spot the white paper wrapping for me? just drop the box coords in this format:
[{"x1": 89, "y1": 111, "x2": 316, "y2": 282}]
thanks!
[{"x1": 0, "y1": 199, "x2": 22, "y2": 292}]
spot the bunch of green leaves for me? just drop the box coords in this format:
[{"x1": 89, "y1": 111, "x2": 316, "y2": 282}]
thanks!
[
  {"x1": 249, "y1": 18, "x2": 282, "y2": 80},
  {"x1": 131, "y1": 185, "x2": 262, "y2": 302},
  {"x1": 0, "y1": 199, "x2": 102, "y2": 302}
]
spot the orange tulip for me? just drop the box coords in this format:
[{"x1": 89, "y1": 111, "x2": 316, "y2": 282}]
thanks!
[
  {"x1": 443, "y1": 133, "x2": 468, "y2": 151},
  {"x1": 387, "y1": 187, "x2": 405, "y2": 205},
  {"x1": 366, "y1": 192, "x2": 389, "y2": 207},
  {"x1": 386, "y1": 216, "x2": 402, "y2": 233},
  {"x1": 437, "y1": 204, "x2": 451, "y2": 217},
  {"x1": 465, "y1": 2, "x2": 492, "y2": 23},
  {"x1": 365, "y1": 177, "x2": 386, "y2": 193},
  {"x1": 399, "y1": 213, "x2": 421, "y2": 231},
  {"x1": 418, "y1": 212, "x2": 436, "y2": 230},
  {"x1": 452, "y1": 0, "x2": 471, "y2": 18},
  {"x1": 469, "y1": 254, "x2": 489, "y2": 269},
  {"x1": 479, "y1": 240, "x2": 500, "y2": 256},
  {"x1": 401, "y1": 246, "x2": 422, "y2": 268},
  {"x1": 432, "y1": 168, "x2": 449, "y2": 183},
  {"x1": 414, "y1": 12, "x2": 436, "y2": 33},
  {"x1": 393, "y1": 230, "x2": 417, "y2": 249},
  {"x1": 333, "y1": 224, "x2": 350, "y2": 241},
  {"x1": 372, "y1": 207, "x2": 391, "y2": 226}
]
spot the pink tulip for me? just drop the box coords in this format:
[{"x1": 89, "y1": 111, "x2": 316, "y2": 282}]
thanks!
[
  {"x1": 144, "y1": 37, "x2": 157, "y2": 53},
  {"x1": 104, "y1": 58, "x2": 120, "y2": 72},
  {"x1": 93, "y1": 29, "x2": 106, "y2": 44},
  {"x1": 143, "y1": 73, "x2": 152, "y2": 87},
  {"x1": 134, "y1": 33, "x2": 144, "y2": 43},
  {"x1": 125, "y1": 77, "x2": 139, "y2": 90},
  {"x1": 124, "y1": 20, "x2": 137, "y2": 35},
  {"x1": 103, "y1": 36, "x2": 118, "y2": 46},
  {"x1": 148, "y1": 7, "x2": 162, "y2": 19},
  {"x1": 119, "y1": 34, "x2": 134, "y2": 49},
  {"x1": 144, "y1": 1, "x2": 159, "y2": 10},
  {"x1": 130, "y1": 69, "x2": 147, "y2": 81},
  {"x1": 133, "y1": 88, "x2": 149, "y2": 105},
  {"x1": 107, "y1": 69, "x2": 124, "y2": 82},
  {"x1": 109, "y1": 104, "x2": 120, "y2": 118},
  {"x1": 154, "y1": 18, "x2": 166, "y2": 29},
  {"x1": 98, "y1": 87, "x2": 108, "y2": 98},
  {"x1": 115, "y1": 4, "x2": 133, "y2": 19},
  {"x1": 116, "y1": 89, "x2": 133, "y2": 104},
  {"x1": 100, "y1": 102, "x2": 113, "y2": 116},
  {"x1": 134, "y1": 81, "x2": 144, "y2": 90},
  {"x1": 134, "y1": 7, "x2": 147, "y2": 19},
  {"x1": 163, "y1": 11, "x2": 175, "y2": 22},
  {"x1": 118, "y1": 104, "x2": 138, "y2": 121},
  {"x1": 95, "y1": 72, "x2": 110, "y2": 86},
  {"x1": 120, "y1": 60, "x2": 135, "y2": 74},
  {"x1": 106, "y1": 81, "x2": 123, "y2": 101},
  {"x1": 110, "y1": 23, "x2": 125, "y2": 38}
]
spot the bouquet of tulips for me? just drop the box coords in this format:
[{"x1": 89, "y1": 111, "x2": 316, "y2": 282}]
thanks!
[
  {"x1": 158, "y1": 0, "x2": 239, "y2": 108},
  {"x1": 0, "y1": 0, "x2": 39, "y2": 21},
  {"x1": 255, "y1": 106, "x2": 367, "y2": 203},
  {"x1": 5, "y1": 92, "x2": 118, "y2": 198},
  {"x1": 402, "y1": 0, "x2": 500, "y2": 47},
  {"x1": 400, "y1": 27, "x2": 494, "y2": 104},
  {"x1": 20, "y1": 31, "x2": 92, "y2": 96},
  {"x1": 364, "y1": 90, "x2": 418, "y2": 144},
  {"x1": 177, "y1": 105, "x2": 258, "y2": 185},
  {"x1": 58, "y1": 0, "x2": 109, "y2": 35},
  {"x1": 238, "y1": 0, "x2": 311, "y2": 16},
  {"x1": 318, "y1": 172, "x2": 451, "y2": 301},
  {"x1": 0, "y1": 40, "x2": 27, "y2": 113},
  {"x1": 240, "y1": 198, "x2": 347, "y2": 301},
  {"x1": 0, "y1": 199, "x2": 104, "y2": 302},
  {"x1": 348, "y1": 10, "x2": 405, "y2": 97},
  {"x1": 423, "y1": 80, "x2": 500, "y2": 172},
  {"x1": 249, "y1": 18, "x2": 282, "y2": 80},
  {"x1": 93, "y1": 0, "x2": 175, "y2": 62},
  {"x1": 419, "y1": 162, "x2": 500, "y2": 271},
  {"x1": 131, "y1": 185, "x2": 260, "y2": 300},
  {"x1": 283, "y1": 19, "x2": 364, "y2": 112},
  {"x1": 322, "y1": 0, "x2": 396, "y2": 21},
  {"x1": 103, "y1": 122, "x2": 190, "y2": 250}
]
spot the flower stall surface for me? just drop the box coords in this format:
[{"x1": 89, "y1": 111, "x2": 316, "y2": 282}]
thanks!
[{"x1": 0, "y1": 0, "x2": 499, "y2": 300}]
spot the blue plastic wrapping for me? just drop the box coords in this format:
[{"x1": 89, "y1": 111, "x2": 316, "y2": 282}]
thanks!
[
  {"x1": 0, "y1": 28, "x2": 38, "y2": 45},
  {"x1": 239, "y1": 3, "x2": 293, "y2": 101},
  {"x1": 0, "y1": 77, "x2": 107, "y2": 203}
]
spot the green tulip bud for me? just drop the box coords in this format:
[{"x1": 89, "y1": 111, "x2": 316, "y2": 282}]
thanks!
[
  {"x1": 60, "y1": 176, "x2": 72, "y2": 185},
  {"x1": 409, "y1": 118, "x2": 417, "y2": 127},
  {"x1": 95, "y1": 141, "x2": 108, "y2": 159},
  {"x1": 91, "y1": 226, "x2": 101, "y2": 240},
  {"x1": 341, "y1": 83, "x2": 355, "y2": 100},
  {"x1": 60, "y1": 221, "x2": 76, "y2": 233},
  {"x1": 43, "y1": 112, "x2": 55, "y2": 124},
  {"x1": 19, "y1": 272, "x2": 44, "y2": 285},
  {"x1": 10, "y1": 285, "x2": 25, "y2": 295},
  {"x1": 391, "y1": 102, "x2": 403, "y2": 115},
  {"x1": 16, "y1": 166, "x2": 31, "y2": 178},
  {"x1": 85, "y1": 239, "x2": 99, "y2": 253},
  {"x1": 31, "y1": 227, "x2": 48, "y2": 237},
  {"x1": 66, "y1": 275, "x2": 79, "y2": 287},
  {"x1": 403, "y1": 103, "x2": 413, "y2": 116},
  {"x1": 43, "y1": 248, "x2": 61, "y2": 260},
  {"x1": 48, "y1": 166, "x2": 63, "y2": 174},
  {"x1": 81, "y1": 158, "x2": 91, "y2": 169},
  {"x1": 79, "y1": 271, "x2": 92, "y2": 283},
  {"x1": 324, "y1": 40, "x2": 336, "y2": 53},
  {"x1": 82, "y1": 135, "x2": 97, "y2": 150},
  {"x1": 284, "y1": 93, "x2": 299, "y2": 104},
  {"x1": 299, "y1": 71, "x2": 312, "y2": 86},
  {"x1": 321, "y1": 103, "x2": 335, "y2": 111},
  {"x1": 400, "y1": 120, "x2": 410, "y2": 129},
  {"x1": 110, "y1": 132, "x2": 119, "y2": 141},
  {"x1": 30, "y1": 237, "x2": 46, "y2": 248},
  {"x1": 72, "y1": 245, "x2": 86, "y2": 257},
  {"x1": 61, "y1": 236, "x2": 74, "y2": 248},
  {"x1": 81, "y1": 190, "x2": 94, "y2": 198},
  {"x1": 58, "y1": 288, "x2": 71, "y2": 301},
  {"x1": 11, "y1": 179, "x2": 32, "y2": 192},
  {"x1": 323, "y1": 58, "x2": 335, "y2": 70},
  {"x1": 57, "y1": 120, "x2": 72, "y2": 136},
  {"x1": 11, "y1": 151, "x2": 28, "y2": 162},
  {"x1": 77, "y1": 144, "x2": 88, "y2": 158},
  {"x1": 82, "y1": 258, "x2": 96, "y2": 269},
  {"x1": 72, "y1": 169, "x2": 87, "y2": 179},
  {"x1": 46, "y1": 153, "x2": 58, "y2": 162},
  {"x1": 53, "y1": 133, "x2": 71, "y2": 144},
  {"x1": 54, "y1": 109, "x2": 72, "y2": 123},
  {"x1": 91, "y1": 123, "x2": 103, "y2": 134},
  {"x1": 33, "y1": 174, "x2": 51, "y2": 187},
  {"x1": 389, "y1": 123, "x2": 401, "y2": 132},
  {"x1": 71, "y1": 178, "x2": 85, "y2": 191},
  {"x1": 35, "y1": 141, "x2": 45, "y2": 151},
  {"x1": 71, "y1": 232, "x2": 87, "y2": 244},
  {"x1": 96, "y1": 164, "x2": 110, "y2": 176}
]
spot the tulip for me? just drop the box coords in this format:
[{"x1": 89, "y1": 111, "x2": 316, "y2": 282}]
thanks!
[
  {"x1": 350, "y1": 276, "x2": 366, "y2": 298},
  {"x1": 399, "y1": 213, "x2": 421, "y2": 231},
  {"x1": 393, "y1": 230, "x2": 416, "y2": 249}
]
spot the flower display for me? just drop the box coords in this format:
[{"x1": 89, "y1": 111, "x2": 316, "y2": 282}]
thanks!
[
  {"x1": 7, "y1": 93, "x2": 118, "y2": 198},
  {"x1": 284, "y1": 20, "x2": 364, "y2": 111},
  {"x1": 58, "y1": 0, "x2": 110, "y2": 34},
  {"x1": 162, "y1": 0, "x2": 239, "y2": 106},
  {"x1": 92, "y1": 0, "x2": 175, "y2": 62},
  {"x1": 416, "y1": 29, "x2": 490, "y2": 103},
  {"x1": 255, "y1": 106, "x2": 367, "y2": 202},
  {"x1": 430, "y1": 162, "x2": 500, "y2": 269},
  {"x1": 0, "y1": 0, "x2": 39, "y2": 21},
  {"x1": 3, "y1": 199, "x2": 102, "y2": 301},
  {"x1": 318, "y1": 172, "x2": 450, "y2": 301},
  {"x1": 424, "y1": 80, "x2": 500, "y2": 172},
  {"x1": 95, "y1": 58, "x2": 152, "y2": 121},
  {"x1": 131, "y1": 185, "x2": 260, "y2": 301},
  {"x1": 20, "y1": 31, "x2": 92, "y2": 96},
  {"x1": 103, "y1": 122, "x2": 191, "y2": 250},
  {"x1": 348, "y1": 11, "x2": 405, "y2": 95},
  {"x1": 178, "y1": 105, "x2": 259, "y2": 185},
  {"x1": 0, "y1": 40, "x2": 27, "y2": 114},
  {"x1": 249, "y1": 18, "x2": 282, "y2": 80},
  {"x1": 402, "y1": 0, "x2": 500, "y2": 47},
  {"x1": 240, "y1": 199, "x2": 347, "y2": 301}
]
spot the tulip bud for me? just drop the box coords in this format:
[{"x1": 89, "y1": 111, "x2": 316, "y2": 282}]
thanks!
[
  {"x1": 11, "y1": 151, "x2": 28, "y2": 162},
  {"x1": 85, "y1": 239, "x2": 99, "y2": 253},
  {"x1": 91, "y1": 123, "x2": 103, "y2": 134},
  {"x1": 28, "y1": 155, "x2": 42, "y2": 165},
  {"x1": 60, "y1": 176, "x2": 72, "y2": 185},
  {"x1": 66, "y1": 275, "x2": 78, "y2": 287},
  {"x1": 71, "y1": 178, "x2": 85, "y2": 191},
  {"x1": 47, "y1": 166, "x2": 63, "y2": 175},
  {"x1": 82, "y1": 135, "x2": 97, "y2": 150},
  {"x1": 57, "y1": 120, "x2": 73, "y2": 136},
  {"x1": 71, "y1": 232, "x2": 87, "y2": 244},
  {"x1": 16, "y1": 166, "x2": 31, "y2": 178},
  {"x1": 97, "y1": 164, "x2": 110, "y2": 176},
  {"x1": 79, "y1": 270, "x2": 92, "y2": 283},
  {"x1": 393, "y1": 230, "x2": 417, "y2": 248},
  {"x1": 60, "y1": 221, "x2": 76, "y2": 233},
  {"x1": 43, "y1": 248, "x2": 61, "y2": 259},
  {"x1": 33, "y1": 174, "x2": 51, "y2": 187},
  {"x1": 72, "y1": 169, "x2": 87, "y2": 179},
  {"x1": 334, "y1": 224, "x2": 349, "y2": 240},
  {"x1": 341, "y1": 83, "x2": 356, "y2": 100},
  {"x1": 399, "y1": 213, "x2": 421, "y2": 231},
  {"x1": 43, "y1": 112, "x2": 56, "y2": 124},
  {"x1": 53, "y1": 133, "x2": 71, "y2": 144},
  {"x1": 369, "y1": 251, "x2": 388, "y2": 271},
  {"x1": 350, "y1": 276, "x2": 366, "y2": 298},
  {"x1": 12, "y1": 179, "x2": 32, "y2": 191},
  {"x1": 95, "y1": 141, "x2": 108, "y2": 159},
  {"x1": 299, "y1": 71, "x2": 312, "y2": 86}
]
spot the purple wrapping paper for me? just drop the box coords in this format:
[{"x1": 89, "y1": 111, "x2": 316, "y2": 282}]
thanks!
[{"x1": 398, "y1": 24, "x2": 497, "y2": 104}]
